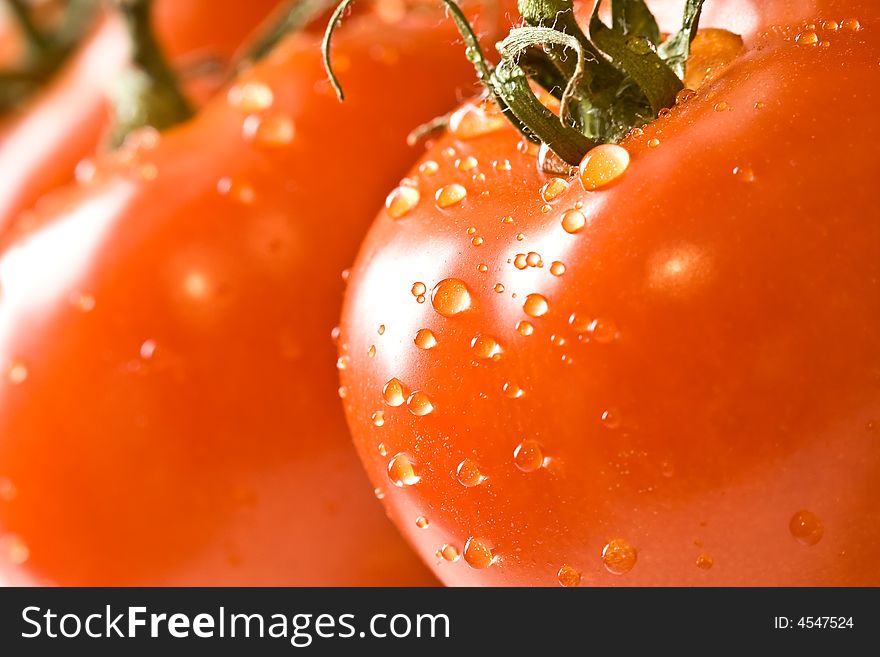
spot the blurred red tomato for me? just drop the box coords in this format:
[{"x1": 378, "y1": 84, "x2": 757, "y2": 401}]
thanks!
[{"x1": 0, "y1": 0, "x2": 283, "y2": 235}]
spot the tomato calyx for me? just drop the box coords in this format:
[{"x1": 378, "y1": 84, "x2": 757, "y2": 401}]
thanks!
[
  {"x1": 458, "y1": 0, "x2": 707, "y2": 165},
  {"x1": 0, "y1": 0, "x2": 96, "y2": 114},
  {"x1": 108, "y1": 0, "x2": 194, "y2": 146}
]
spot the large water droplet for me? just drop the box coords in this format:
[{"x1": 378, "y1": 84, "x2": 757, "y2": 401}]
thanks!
[
  {"x1": 414, "y1": 329, "x2": 438, "y2": 350},
  {"x1": 456, "y1": 458, "x2": 486, "y2": 487},
  {"x1": 579, "y1": 144, "x2": 630, "y2": 191},
  {"x1": 431, "y1": 279, "x2": 471, "y2": 317},
  {"x1": 602, "y1": 538, "x2": 637, "y2": 574},
  {"x1": 789, "y1": 510, "x2": 823, "y2": 545},
  {"x1": 514, "y1": 440, "x2": 544, "y2": 472},
  {"x1": 386, "y1": 186, "x2": 420, "y2": 219},
  {"x1": 463, "y1": 537, "x2": 494, "y2": 569},
  {"x1": 383, "y1": 378, "x2": 407, "y2": 407},
  {"x1": 388, "y1": 453, "x2": 420, "y2": 487},
  {"x1": 541, "y1": 177, "x2": 570, "y2": 202},
  {"x1": 438, "y1": 544, "x2": 460, "y2": 562},
  {"x1": 407, "y1": 391, "x2": 435, "y2": 416},
  {"x1": 435, "y1": 184, "x2": 467, "y2": 208},
  {"x1": 523, "y1": 294, "x2": 549, "y2": 318},
  {"x1": 561, "y1": 209, "x2": 587, "y2": 234},
  {"x1": 557, "y1": 564, "x2": 582, "y2": 587},
  {"x1": 470, "y1": 334, "x2": 502, "y2": 360}
]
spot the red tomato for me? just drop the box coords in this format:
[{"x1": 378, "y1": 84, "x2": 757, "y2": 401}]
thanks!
[
  {"x1": 0, "y1": 0, "x2": 283, "y2": 235},
  {"x1": 0, "y1": 5, "x2": 507, "y2": 585},
  {"x1": 337, "y1": 0, "x2": 880, "y2": 585}
]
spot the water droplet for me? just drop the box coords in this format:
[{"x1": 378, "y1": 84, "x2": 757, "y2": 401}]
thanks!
[
  {"x1": 493, "y1": 159, "x2": 512, "y2": 171},
  {"x1": 449, "y1": 102, "x2": 507, "y2": 139},
  {"x1": 514, "y1": 439, "x2": 544, "y2": 472},
  {"x1": 7, "y1": 361, "x2": 27, "y2": 385},
  {"x1": 602, "y1": 538, "x2": 637, "y2": 574},
  {"x1": 377, "y1": 324, "x2": 386, "y2": 335},
  {"x1": 561, "y1": 209, "x2": 587, "y2": 234},
  {"x1": 477, "y1": 264, "x2": 489, "y2": 273},
  {"x1": 789, "y1": 510, "x2": 823, "y2": 545},
  {"x1": 541, "y1": 177, "x2": 570, "y2": 202},
  {"x1": 368, "y1": 344, "x2": 376, "y2": 358},
  {"x1": 501, "y1": 215, "x2": 514, "y2": 224},
  {"x1": 455, "y1": 156, "x2": 478, "y2": 171},
  {"x1": 383, "y1": 378, "x2": 407, "y2": 407},
  {"x1": 588, "y1": 318, "x2": 618, "y2": 343},
  {"x1": 842, "y1": 17, "x2": 861, "y2": 31},
  {"x1": 435, "y1": 183, "x2": 467, "y2": 208},
  {"x1": 550, "y1": 334, "x2": 566, "y2": 347},
  {"x1": 733, "y1": 165, "x2": 755, "y2": 182},
  {"x1": 557, "y1": 564, "x2": 582, "y2": 587},
  {"x1": 431, "y1": 279, "x2": 471, "y2": 317},
  {"x1": 75, "y1": 159, "x2": 96, "y2": 184},
  {"x1": 647, "y1": 137, "x2": 661, "y2": 148},
  {"x1": 414, "y1": 329, "x2": 437, "y2": 350},
  {"x1": 456, "y1": 459, "x2": 486, "y2": 487},
  {"x1": 338, "y1": 386, "x2": 348, "y2": 399},
  {"x1": 336, "y1": 356, "x2": 350, "y2": 370},
  {"x1": 675, "y1": 88, "x2": 697, "y2": 104},
  {"x1": 795, "y1": 30, "x2": 818, "y2": 45},
  {"x1": 695, "y1": 553, "x2": 714, "y2": 570},
  {"x1": 471, "y1": 334, "x2": 502, "y2": 359},
  {"x1": 601, "y1": 408, "x2": 622, "y2": 429},
  {"x1": 514, "y1": 254, "x2": 528, "y2": 270},
  {"x1": 526, "y1": 252, "x2": 542, "y2": 267},
  {"x1": 503, "y1": 382, "x2": 524, "y2": 399},
  {"x1": 471, "y1": 236, "x2": 483, "y2": 246},
  {"x1": 217, "y1": 177, "x2": 256, "y2": 204},
  {"x1": 407, "y1": 391, "x2": 434, "y2": 416},
  {"x1": 523, "y1": 294, "x2": 549, "y2": 318},
  {"x1": 386, "y1": 186, "x2": 420, "y2": 219},
  {"x1": 550, "y1": 261, "x2": 566, "y2": 276},
  {"x1": 463, "y1": 537, "x2": 494, "y2": 569},
  {"x1": 439, "y1": 544, "x2": 460, "y2": 562},
  {"x1": 140, "y1": 339, "x2": 157, "y2": 360},
  {"x1": 419, "y1": 160, "x2": 439, "y2": 175},
  {"x1": 377, "y1": 443, "x2": 388, "y2": 456},
  {"x1": 227, "y1": 82, "x2": 274, "y2": 113},
  {"x1": 416, "y1": 516, "x2": 430, "y2": 529},
  {"x1": 516, "y1": 320, "x2": 535, "y2": 336},
  {"x1": 411, "y1": 282, "x2": 427, "y2": 297},
  {"x1": 372, "y1": 411, "x2": 385, "y2": 427},
  {"x1": 494, "y1": 283, "x2": 505, "y2": 293},
  {"x1": 754, "y1": 101, "x2": 766, "y2": 109},
  {"x1": 3, "y1": 534, "x2": 29, "y2": 565},
  {"x1": 373, "y1": 487, "x2": 385, "y2": 500},
  {"x1": 579, "y1": 144, "x2": 630, "y2": 191},
  {"x1": 388, "y1": 453, "x2": 420, "y2": 487},
  {"x1": 822, "y1": 20, "x2": 839, "y2": 31},
  {"x1": 242, "y1": 113, "x2": 295, "y2": 147},
  {"x1": 0, "y1": 477, "x2": 17, "y2": 502},
  {"x1": 713, "y1": 101, "x2": 730, "y2": 112}
]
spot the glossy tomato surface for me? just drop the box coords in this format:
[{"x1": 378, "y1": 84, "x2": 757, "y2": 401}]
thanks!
[
  {"x1": 0, "y1": 0, "x2": 283, "y2": 235},
  {"x1": 337, "y1": 0, "x2": 880, "y2": 585},
  {"x1": 0, "y1": 5, "x2": 504, "y2": 585}
]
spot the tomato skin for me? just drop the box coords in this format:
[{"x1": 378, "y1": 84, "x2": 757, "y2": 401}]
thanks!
[
  {"x1": 338, "y1": 1, "x2": 880, "y2": 586},
  {"x1": 0, "y1": 0, "x2": 283, "y2": 236},
  {"x1": 0, "y1": 7, "x2": 504, "y2": 585}
]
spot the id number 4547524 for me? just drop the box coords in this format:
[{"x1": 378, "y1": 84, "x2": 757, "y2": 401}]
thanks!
[{"x1": 773, "y1": 617, "x2": 854, "y2": 629}]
